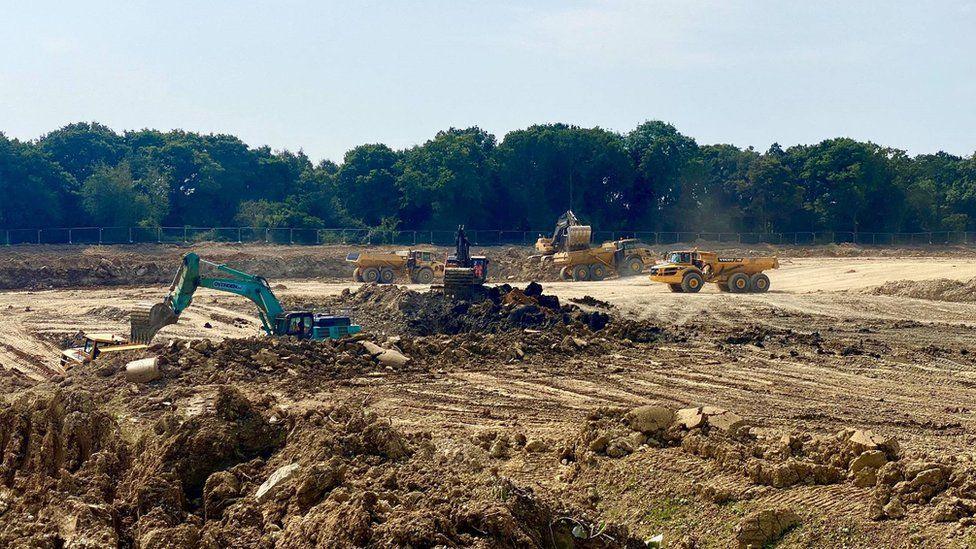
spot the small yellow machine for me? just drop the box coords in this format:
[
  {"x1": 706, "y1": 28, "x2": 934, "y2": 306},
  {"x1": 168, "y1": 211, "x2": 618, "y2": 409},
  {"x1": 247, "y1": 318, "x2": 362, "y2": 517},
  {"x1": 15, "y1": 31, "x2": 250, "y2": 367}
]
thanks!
[
  {"x1": 60, "y1": 332, "x2": 148, "y2": 368},
  {"x1": 534, "y1": 210, "x2": 591, "y2": 256},
  {"x1": 648, "y1": 250, "x2": 779, "y2": 293},
  {"x1": 553, "y1": 238, "x2": 657, "y2": 281},
  {"x1": 346, "y1": 250, "x2": 444, "y2": 284}
]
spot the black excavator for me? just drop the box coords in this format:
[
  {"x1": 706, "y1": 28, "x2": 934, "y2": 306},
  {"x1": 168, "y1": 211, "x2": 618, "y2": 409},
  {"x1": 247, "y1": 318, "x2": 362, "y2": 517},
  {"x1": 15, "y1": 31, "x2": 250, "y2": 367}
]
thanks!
[{"x1": 443, "y1": 226, "x2": 489, "y2": 298}]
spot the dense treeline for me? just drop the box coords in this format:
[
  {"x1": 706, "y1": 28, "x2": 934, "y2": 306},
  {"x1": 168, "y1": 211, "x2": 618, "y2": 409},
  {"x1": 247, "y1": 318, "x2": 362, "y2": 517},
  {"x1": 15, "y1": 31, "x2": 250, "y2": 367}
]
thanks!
[{"x1": 1, "y1": 121, "x2": 975, "y2": 233}]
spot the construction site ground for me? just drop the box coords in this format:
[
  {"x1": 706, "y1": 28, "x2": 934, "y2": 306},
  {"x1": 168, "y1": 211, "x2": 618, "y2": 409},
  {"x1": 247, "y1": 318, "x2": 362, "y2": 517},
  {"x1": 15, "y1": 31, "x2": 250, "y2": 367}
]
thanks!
[{"x1": 2, "y1": 244, "x2": 976, "y2": 547}]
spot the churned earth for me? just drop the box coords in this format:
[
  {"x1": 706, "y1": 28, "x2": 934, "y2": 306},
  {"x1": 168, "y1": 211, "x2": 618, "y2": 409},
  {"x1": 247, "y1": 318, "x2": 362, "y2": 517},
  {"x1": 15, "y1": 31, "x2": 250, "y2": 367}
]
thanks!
[{"x1": 1, "y1": 244, "x2": 976, "y2": 547}]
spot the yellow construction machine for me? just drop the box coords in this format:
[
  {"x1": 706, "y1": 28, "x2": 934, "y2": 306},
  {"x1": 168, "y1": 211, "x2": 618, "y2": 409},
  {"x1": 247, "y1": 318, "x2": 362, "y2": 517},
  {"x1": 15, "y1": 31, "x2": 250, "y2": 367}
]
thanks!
[
  {"x1": 648, "y1": 250, "x2": 779, "y2": 293},
  {"x1": 534, "y1": 210, "x2": 591, "y2": 257},
  {"x1": 553, "y1": 238, "x2": 657, "y2": 281},
  {"x1": 346, "y1": 249, "x2": 444, "y2": 284},
  {"x1": 60, "y1": 332, "x2": 147, "y2": 368}
]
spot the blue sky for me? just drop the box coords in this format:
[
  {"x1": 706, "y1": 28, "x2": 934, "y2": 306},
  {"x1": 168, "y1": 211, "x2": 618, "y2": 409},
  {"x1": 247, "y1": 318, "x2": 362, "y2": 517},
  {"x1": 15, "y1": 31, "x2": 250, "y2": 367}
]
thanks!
[{"x1": 1, "y1": 1, "x2": 974, "y2": 161}]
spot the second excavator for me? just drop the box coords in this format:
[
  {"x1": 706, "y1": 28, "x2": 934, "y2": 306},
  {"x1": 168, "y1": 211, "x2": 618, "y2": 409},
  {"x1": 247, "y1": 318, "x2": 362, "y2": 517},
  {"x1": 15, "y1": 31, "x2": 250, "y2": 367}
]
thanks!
[{"x1": 130, "y1": 253, "x2": 360, "y2": 344}]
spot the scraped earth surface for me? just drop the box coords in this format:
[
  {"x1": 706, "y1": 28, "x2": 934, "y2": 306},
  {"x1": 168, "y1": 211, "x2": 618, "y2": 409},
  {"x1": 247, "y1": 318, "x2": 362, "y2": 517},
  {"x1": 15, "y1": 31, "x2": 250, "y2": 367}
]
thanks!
[{"x1": 2, "y1": 247, "x2": 976, "y2": 547}]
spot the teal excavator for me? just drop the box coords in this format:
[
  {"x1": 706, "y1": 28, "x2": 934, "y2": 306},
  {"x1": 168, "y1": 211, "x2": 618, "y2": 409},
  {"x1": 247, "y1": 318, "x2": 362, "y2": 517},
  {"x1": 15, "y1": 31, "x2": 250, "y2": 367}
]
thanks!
[{"x1": 130, "y1": 253, "x2": 360, "y2": 344}]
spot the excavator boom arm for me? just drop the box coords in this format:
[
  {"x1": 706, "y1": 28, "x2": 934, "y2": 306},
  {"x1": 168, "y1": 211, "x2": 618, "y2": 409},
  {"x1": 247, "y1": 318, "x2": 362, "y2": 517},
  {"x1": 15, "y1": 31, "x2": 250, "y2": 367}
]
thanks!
[{"x1": 130, "y1": 252, "x2": 285, "y2": 343}]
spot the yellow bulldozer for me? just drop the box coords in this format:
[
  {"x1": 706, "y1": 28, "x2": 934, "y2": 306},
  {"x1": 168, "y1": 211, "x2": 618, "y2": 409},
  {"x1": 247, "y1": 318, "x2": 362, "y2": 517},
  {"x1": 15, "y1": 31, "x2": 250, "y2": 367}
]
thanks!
[
  {"x1": 648, "y1": 250, "x2": 779, "y2": 293},
  {"x1": 60, "y1": 332, "x2": 147, "y2": 368},
  {"x1": 346, "y1": 249, "x2": 444, "y2": 284},
  {"x1": 553, "y1": 238, "x2": 657, "y2": 281}
]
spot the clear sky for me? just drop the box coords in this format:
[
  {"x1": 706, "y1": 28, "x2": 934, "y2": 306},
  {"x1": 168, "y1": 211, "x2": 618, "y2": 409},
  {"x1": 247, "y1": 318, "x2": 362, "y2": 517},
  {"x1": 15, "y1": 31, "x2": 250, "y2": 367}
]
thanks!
[{"x1": 1, "y1": 1, "x2": 974, "y2": 162}]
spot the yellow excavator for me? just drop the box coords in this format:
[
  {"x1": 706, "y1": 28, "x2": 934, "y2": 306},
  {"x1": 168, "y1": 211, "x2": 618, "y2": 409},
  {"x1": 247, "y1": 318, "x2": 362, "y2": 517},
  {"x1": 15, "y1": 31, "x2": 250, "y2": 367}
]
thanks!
[{"x1": 534, "y1": 210, "x2": 592, "y2": 257}]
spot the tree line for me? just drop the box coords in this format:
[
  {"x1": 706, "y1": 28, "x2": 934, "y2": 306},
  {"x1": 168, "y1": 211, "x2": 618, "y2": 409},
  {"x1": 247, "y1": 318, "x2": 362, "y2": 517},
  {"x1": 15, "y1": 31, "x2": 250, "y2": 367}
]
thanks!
[{"x1": 1, "y1": 121, "x2": 975, "y2": 234}]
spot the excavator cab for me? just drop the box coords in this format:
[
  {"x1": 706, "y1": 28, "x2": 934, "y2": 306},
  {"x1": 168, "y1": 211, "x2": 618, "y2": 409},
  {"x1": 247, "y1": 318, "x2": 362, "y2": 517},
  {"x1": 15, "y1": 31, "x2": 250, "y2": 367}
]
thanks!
[{"x1": 276, "y1": 312, "x2": 315, "y2": 339}]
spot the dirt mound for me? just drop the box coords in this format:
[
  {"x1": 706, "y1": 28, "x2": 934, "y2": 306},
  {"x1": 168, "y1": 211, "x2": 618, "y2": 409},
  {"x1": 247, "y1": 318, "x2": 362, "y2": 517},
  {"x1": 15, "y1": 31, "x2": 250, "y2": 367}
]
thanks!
[
  {"x1": 292, "y1": 282, "x2": 613, "y2": 337},
  {"x1": 0, "y1": 386, "x2": 644, "y2": 548},
  {"x1": 869, "y1": 277, "x2": 976, "y2": 302}
]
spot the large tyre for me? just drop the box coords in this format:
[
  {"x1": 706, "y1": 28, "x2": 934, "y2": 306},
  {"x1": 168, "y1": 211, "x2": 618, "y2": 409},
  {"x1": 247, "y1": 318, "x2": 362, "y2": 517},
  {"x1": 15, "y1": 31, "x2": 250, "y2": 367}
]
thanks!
[
  {"x1": 379, "y1": 268, "x2": 395, "y2": 284},
  {"x1": 589, "y1": 263, "x2": 608, "y2": 281},
  {"x1": 728, "y1": 272, "x2": 751, "y2": 293},
  {"x1": 572, "y1": 264, "x2": 590, "y2": 281},
  {"x1": 750, "y1": 273, "x2": 770, "y2": 293},
  {"x1": 681, "y1": 272, "x2": 704, "y2": 293},
  {"x1": 362, "y1": 267, "x2": 380, "y2": 283},
  {"x1": 559, "y1": 266, "x2": 572, "y2": 281},
  {"x1": 668, "y1": 284, "x2": 683, "y2": 293},
  {"x1": 621, "y1": 256, "x2": 644, "y2": 277},
  {"x1": 353, "y1": 268, "x2": 364, "y2": 283},
  {"x1": 415, "y1": 267, "x2": 435, "y2": 284}
]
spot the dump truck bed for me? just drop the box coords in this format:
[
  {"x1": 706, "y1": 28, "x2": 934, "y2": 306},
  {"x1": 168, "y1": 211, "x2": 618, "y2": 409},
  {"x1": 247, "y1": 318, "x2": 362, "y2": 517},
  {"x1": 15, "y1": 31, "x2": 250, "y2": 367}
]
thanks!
[{"x1": 346, "y1": 251, "x2": 409, "y2": 268}]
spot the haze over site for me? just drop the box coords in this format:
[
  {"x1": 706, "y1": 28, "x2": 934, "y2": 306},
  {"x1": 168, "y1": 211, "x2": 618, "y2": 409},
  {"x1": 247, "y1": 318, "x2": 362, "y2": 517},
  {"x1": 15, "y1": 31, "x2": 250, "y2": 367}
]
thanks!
[{"x1": 1, "y1": 0, "x2": 973, "y2": 161}]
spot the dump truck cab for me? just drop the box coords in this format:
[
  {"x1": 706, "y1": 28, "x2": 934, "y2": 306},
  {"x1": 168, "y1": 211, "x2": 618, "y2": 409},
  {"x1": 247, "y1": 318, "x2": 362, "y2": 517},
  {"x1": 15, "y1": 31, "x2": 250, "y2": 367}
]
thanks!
[
  {"x1": 60, "y1": 333, "x2": 148, "y2": 368},
  {"x1": 649, "y1": 250, "x2": 778, "y2": 293}
]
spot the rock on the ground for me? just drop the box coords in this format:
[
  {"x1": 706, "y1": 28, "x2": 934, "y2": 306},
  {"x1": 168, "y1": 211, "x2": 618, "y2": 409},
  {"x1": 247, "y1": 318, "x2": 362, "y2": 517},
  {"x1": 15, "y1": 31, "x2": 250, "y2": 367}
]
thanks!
[
  {"x1": 735, "y1": 507, "x2": 800, "y2": 548},
  {"x1": 847, "y1": 429, "x2": 900, "y2": 459},
  {"x1": 255, "y1": 463, "x2": 301, "y2": 503},
  {"x1": 626, "y1": 405, "x2": 673, "y2": 434},
  {"x1": 674, "y1": 405, "x2": 746, "y2": 434}
]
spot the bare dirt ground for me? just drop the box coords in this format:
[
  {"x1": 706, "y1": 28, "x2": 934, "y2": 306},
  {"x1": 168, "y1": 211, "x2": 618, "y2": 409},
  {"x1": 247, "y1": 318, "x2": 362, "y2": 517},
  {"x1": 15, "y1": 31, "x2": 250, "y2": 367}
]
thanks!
[{"x1": 2, "y1": 248, "x2": 976, "y2": 547}]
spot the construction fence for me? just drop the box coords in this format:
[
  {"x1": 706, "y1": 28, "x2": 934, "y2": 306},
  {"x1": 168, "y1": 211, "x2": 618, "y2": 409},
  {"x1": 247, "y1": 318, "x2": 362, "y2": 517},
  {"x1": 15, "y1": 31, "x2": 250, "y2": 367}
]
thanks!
[{"x1": 3, "y1": 227, "x2": 976, "y2": 248}]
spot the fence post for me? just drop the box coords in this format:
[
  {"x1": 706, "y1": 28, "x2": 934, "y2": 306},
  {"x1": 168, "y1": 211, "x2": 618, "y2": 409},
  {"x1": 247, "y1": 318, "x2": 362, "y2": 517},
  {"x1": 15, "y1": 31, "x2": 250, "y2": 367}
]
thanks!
[
  {"x1": 98, "y1": 228, "x2": 102, "y2": 245},
  {"x1": 36, "y1": 229, "x2": 41, "y2": 245},
  {"x1": 68, "y1": 228, "x2": 73, "y2": 245},
  {"x1": 238, "y1": 228, "x2": 243, "y2": 243},
  {"x1": 290, "y1": 228, "x2": 294, "y2": 245},
  {"x1": 183, "y1": 227, "x2": 187, "y2": 243},
  {"x1": 129, "y1": 227, "x2": 133, "y2": 244},
  {"x1": 157, "y1": 227, "x2": 162, "y2": 243},
  {"x1": 5, "y1": 230, "x2": 9, "y2": 246}
]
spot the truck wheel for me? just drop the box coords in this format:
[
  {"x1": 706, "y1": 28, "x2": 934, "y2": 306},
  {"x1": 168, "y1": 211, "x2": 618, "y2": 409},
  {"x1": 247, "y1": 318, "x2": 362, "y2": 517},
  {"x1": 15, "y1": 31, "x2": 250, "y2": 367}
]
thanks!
[
  {"x1": 559, "y1": 266, "x2": 572, "y2": 281},
  {"x1": 681, "y1": 272, "x2": 704, "y2": 293},
  {"x1": 589, "y1": 263, "x2": 607, "y2": 281},
  {"x1": 750, "y1": 273, "x2": 770, "y2": 293},
  {"x1": 572, "y1": 264, "x2": 590, "y2": 281},
  {"x1": 416, "y1": 267, "x2": 435, "y2": 284},
  {"x1": 728, "y1": 273, "x2": 751, "y2": 293},
  {"x1": 622, "y1": 256, "x2": 644, "y2": 276},
  {"x1": 353, "y1": 268, "x2": 364, "y2": 283},
  {"x1": 379, "y1": 268, "x2": 395, "y2": 284},
  {"x1": 668, "y1": 284, "x2": 683, "y2": 293},
  {"x1": 362, "y1": 267, "x2": 380, "y2": 283}
]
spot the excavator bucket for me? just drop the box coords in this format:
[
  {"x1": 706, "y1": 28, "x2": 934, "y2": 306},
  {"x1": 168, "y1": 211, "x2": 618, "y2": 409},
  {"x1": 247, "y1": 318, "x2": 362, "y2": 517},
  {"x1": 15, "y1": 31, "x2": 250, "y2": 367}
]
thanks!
[{"x1": 130, "y1": 302, "x2": 179, "y2": 344}]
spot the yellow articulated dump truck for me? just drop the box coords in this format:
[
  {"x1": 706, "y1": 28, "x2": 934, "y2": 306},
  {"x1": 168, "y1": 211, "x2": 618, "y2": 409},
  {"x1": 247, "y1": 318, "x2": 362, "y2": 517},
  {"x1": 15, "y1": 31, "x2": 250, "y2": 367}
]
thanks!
[
  {"x1": 553, "y1": 238, "x2": 658, "y2": 281},
  {"x1": 648, "y1": 250, "x2": 779, "y2": 293},
  {"x1": 346, "y1": 250, "x2": 444, "y2": 284}
]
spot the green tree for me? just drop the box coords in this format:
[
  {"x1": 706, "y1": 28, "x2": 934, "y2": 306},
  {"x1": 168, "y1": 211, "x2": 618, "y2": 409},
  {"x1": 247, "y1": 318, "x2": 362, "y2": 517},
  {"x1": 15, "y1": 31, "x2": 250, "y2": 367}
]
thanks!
[
  {"x1": 494, "y1": 124, "x2": 633, "y2": 230},
  {"x1": 336, "y1": 144, "x2": 402, "y2": 226},
  {"x1": 624, "y1": 121, "x2": 699, "y2": 229},
  {"x1": 397, "y1": 127, "x2": 496, "y2": 229},
  {"x1": 0, "y1": 133, "x2": 72, "y2": 229},
  {"x1": 81, "y1": 162, "x2": 169, "y2": 227}
]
